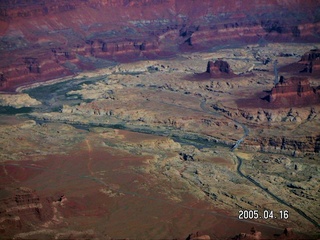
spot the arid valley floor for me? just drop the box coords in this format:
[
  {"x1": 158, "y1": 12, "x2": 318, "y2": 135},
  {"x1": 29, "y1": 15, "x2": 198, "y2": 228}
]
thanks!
[{"x1": 0, "y1": 42, "x2": 319, "y2": 239}]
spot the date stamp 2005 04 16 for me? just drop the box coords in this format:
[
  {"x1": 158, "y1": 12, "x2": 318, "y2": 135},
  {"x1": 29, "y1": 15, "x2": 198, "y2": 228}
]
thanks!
[{"x1": 238, "y1": 210, "x2": 289, "y2": 220}]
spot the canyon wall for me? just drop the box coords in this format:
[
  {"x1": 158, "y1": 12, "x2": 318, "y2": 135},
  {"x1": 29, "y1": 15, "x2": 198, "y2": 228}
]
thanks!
[{"x1": 0, "y1": 0, "x2": 319, "y2": 90}]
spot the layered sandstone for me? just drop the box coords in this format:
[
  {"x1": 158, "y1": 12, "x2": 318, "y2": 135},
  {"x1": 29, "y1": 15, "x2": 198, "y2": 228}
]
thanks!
[
  {"x1": 0, "y1": 187, "x2": 53, "y2": 235},
  {"x1": 299, "y1": 49, "x2": 320, "y2": 74},
  {"x1": 0, "y1": 0, "x2": 319, "y2": 90},
  {"x1": 265, "y1": 77, "x2": 320, "y2": 107}
]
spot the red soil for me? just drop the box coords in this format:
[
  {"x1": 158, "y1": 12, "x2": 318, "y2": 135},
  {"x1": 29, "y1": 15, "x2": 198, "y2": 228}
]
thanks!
[{"x1": 0, "y1": 137, "x2": 288, "y2": 239}]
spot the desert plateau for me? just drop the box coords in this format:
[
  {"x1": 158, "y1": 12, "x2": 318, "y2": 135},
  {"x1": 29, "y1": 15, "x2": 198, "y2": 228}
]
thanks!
[{"x1": 0, "y1": 1, "x2": 319, "y2": 239}]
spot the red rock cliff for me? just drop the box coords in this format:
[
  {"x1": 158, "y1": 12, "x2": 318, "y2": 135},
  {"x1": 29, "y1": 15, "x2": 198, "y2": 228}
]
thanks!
[
  {"x1": 0, "y1": 0, "x2": 319, "y2": 90},
  {"x1": 299, "y1": 49, "x2": 320, "y2": 74},
  {"x1": 266, "y1": 77, "x2": 320, "y2": 107},
  {"x1": 0, "y1": 187, "x2": 53, "y2": 236}
]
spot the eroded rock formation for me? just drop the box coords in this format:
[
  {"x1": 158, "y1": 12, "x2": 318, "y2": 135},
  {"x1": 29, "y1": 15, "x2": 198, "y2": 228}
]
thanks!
[
  {"x1": 0, "y1": 187, "x2": 53, "y2": 235},
  {"x1": 0, "y1": 0, "x2": 319, "y2": 90},
  {"x1": 299, "y1": 49, "x2": 320, "y2": 74},
  {"x1": 265, "y1": 76, "x2": 320, "y2": 107},
  {"x1": 231, "y1": 227, "x2": 303, "y2": 240},
  {"x1": 206, "y1": 60, "x2": 235, "y2": 78},
  {"x1": 186, "y1": 232, "x2": 211, "y2": 240},
  {"x1": 231, "y1": 227, "x2": 262, "y2": 240}
]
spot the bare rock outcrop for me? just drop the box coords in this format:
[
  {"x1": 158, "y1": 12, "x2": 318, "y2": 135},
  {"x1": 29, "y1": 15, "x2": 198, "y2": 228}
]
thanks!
[
  {"x1": 0, "y1": 187, "x2": 53, "y2": 235},
  {"x1": 186, "y1": 232, "x2": 211, "y2": 240},
  {"x1": 299, "y1": 49, "x2": 320, "y2": 74},
  {"x1": 0, "y1": 0, "x2": 319, "y2": 91},
  {"x1": 0, "y1": 93, "x2": 41, "y2": 108},
  {"x1": 206, "y1": 60, "x2": 235, "y2": 78},
  {"x1": 248, "y1": 135, "x2": 320, "y2": 156},
  {"x1": 264, "y1": 76, "x2": 320, "y2": 107},
  {"x1": 231, "y1": 227, "x2": 261, "y2": 240},
  {"x1": 231, "y1": 227, "x2": 303, "y2": 240}
]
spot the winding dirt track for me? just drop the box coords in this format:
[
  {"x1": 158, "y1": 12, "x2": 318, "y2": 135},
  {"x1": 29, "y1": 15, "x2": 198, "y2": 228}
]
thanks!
[
  {"x1": 236, "y1": 156, "x2": 320, "y2": 229},
  {"x1": 3, "y1": 81, "x2": 318, "y2": 237},
  {"x1": 1, "y1": 159, "x2": 284, "y2": 239},
  {"x1": 200, "y1": 99, "x2": 319, "y2": 229},
  {"x1": 23, "y1": 96, "x2": 320, "y2": 231}
]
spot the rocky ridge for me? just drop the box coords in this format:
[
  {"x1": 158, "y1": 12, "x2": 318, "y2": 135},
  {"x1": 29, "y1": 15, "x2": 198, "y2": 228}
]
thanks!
[{"x1": 211, "y1": 102, "x2": 320, "y2": 155}]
